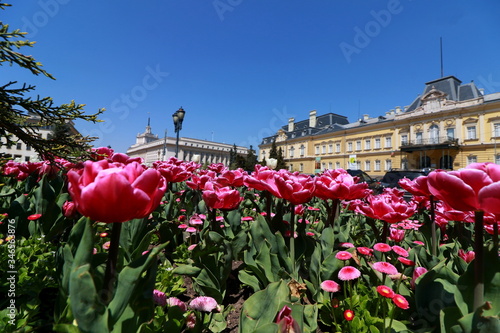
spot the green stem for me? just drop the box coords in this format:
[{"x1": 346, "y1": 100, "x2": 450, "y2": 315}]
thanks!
[
  {"x1": 102, "y1": 222, "x2": 122, "y2": 304},
  {"x1": 290, "y1": 202, "x2": 296, "y2": 279},
  {"x1": 473, "y1": 210, "x2": 484, "y2": 311},
  {"x1": 430, "y1": 196, "x2": 437, "y2": 256}
]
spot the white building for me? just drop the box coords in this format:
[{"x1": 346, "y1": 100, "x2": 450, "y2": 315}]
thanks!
[
  {"x1": 0, "y1": 113, "x2": 79, "y2": 162},
  {"x1": 126, "y1": 121, "x2": 248, "y2": 166}
]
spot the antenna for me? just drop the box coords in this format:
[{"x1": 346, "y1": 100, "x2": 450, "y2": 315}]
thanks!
[{"x1": 440, "y1": 37, "x2": 444, "y2": 77}]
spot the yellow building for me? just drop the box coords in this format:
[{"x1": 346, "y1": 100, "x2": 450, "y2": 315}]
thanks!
[{"x1": 259, "y1": 76, "x2": 500, "y2": 177}]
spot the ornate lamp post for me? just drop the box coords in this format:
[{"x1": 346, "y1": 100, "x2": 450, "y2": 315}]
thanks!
[{"x1": 172, "y1": 107, "x2": 185, "y2": 158}]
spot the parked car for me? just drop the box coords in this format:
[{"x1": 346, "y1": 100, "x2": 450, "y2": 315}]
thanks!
[
  {"x1": 380, "y1": 169, "x2": 427, "y2": 200},
  {"x1": 346, "y1": 169, "x2": 382, "y2": 194}
]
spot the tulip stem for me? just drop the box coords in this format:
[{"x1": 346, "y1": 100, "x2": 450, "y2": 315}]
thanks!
[
  {"x1": 473, "y1": 210, "x2": 484, "y2": 311},
  {"x1": 430, "y1": 196, "x2": 437, "y2": 257},
  {"x1": 289, "y1": 203, "x2": 296, "y2": 279},
  {"x1": 103, "y1": 222, "x2": 122, "y2": 304}
]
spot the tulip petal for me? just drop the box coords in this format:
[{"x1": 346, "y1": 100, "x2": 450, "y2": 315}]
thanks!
[
  {"x1": 428, "y1": 171, "x2": 478, "y2": 211},
  {"x1": 479, "y1": 182, "x2": 500, "y2": 215}
]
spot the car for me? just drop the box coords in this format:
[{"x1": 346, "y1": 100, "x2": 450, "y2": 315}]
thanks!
[
  {"x1": 379, "y1": 169, "x2": 427, "y2": 200},
  {"x1": 346, "y1": 169, "x2": 382, "y2": 194}
]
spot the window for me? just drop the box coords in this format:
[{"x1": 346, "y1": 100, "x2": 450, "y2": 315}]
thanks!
[
  {"x1": 401, "y1": 134, "x2": 408, "y2": 145},
  {"x1": 322, "y1": 162, "x2": 326, "y2": 171},
  {"x1": 26, "y1": 145, "x2": 31, "y2": 151},
  {"x1": 467, "y1": 155, "x2": 477, "y2": 165},
  {"x1": 347, "y1": 142, "x2": 353, "y2": 151},
  {"x1": 299, "y1": 163, "x2": 304, "y2": 172},
  {"x1": 467, "y1": 126, "x2": 477, "y2": 140},
  {"x1": 289, "y1": 147, "x2": 295, "y2": 158},
  {"x1": 356, "y1": 161, "x2": 361, "y2": 170},
  {"x1": 328, "y1": 144, "x2": 333, "y2": 153},
  {"x1": 335, "y1": 162, "x2": 341, "y2": 169},
  {"x1": 16, "y1": 142, "x2": 22, "y2": 150},
  {"x1": 365, "y1": 160, "x2": 371, "y2": 171},
  {"x1": 315, "y1": 146, "x2": 320, "y2": 154},
  {"x1": 365, "y1": 139, "x2": 371, "y2": 150},
  {"x1": 322, "y1": 145, "x2": 326, "y2": 154},
  {"x1": 300, "y1": 145, "x2": 305, "y2": 156},
  {"x1": 356, "y1": 140, "x2": 361, "y2": 151},
  {"x1": 375, "y1": 160, "x2": 381, "y2": 171},
  {"x1": 416, "y1": 132, "x2": 423, "y2": 144},
  {"x1": 24, "y1": 156, "x2": 30, "y2": 162},
  {"x1": 328, "y1": 162, "x2": 333, "y2": 169},
  {"x1": 430, "y1": 124, "x2": 440, "y2": 143},
  {"x1": 496, "y1": 154, "x2": 500, "y2": 165},
  {"x1": 447, "y1": 128, "x2": 455, "y2": 140},
  {"x1": 494, "y1": 123, "x2": 500, "y2": 137},
  {"x1": 336, "y1": 143, "x2": 341, "y2": 153},
  {"x1": 375, "y1": 138, "x2": 381, "y2": 149},
  {"x1": 385, "y1": 159, "x2": 392, "y2": 171},
  {"x1": 385, "y1": 136, "x2": 392, "y2": 148}
]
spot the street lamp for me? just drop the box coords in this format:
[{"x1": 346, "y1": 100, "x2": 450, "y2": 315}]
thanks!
[{"x1": 172, "y1": 107, "x2": 185, "y2": 158}]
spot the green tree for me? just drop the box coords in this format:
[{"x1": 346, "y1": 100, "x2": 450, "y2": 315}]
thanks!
[
  {"x1": 0, "y1": 3, "x2": 103, "y2": 161},
  {"x1": 269, "y1": 140, "x2": 287, "y2": 170},
  {"x1": 245, "y1": 145, "x2": 258, "y2": 171}
]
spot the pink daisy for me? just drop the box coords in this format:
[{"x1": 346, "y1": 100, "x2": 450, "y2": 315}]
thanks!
[
  {"x1": 338, "y1": 266, "x2": 361, "y2": 281},
  {"x1": 153, "y1": 289, "x2": 167, "y2": 306},
  {"x1": 392, "y1": 245, "x2": 409, "y2": 257},
  {"x1": 189, "y1": 296, "x2": 218, "y2": 312},
  {"x1": 335, "y1": 251, "x2": 352, "y2": 261},
  {"x1": 357, "y1": 247, "x2": 373, "y2": 256},
  {"x1": 306, "y1": 231, "x2": 315, "y2": 237},
  {"x1": 372, "y1": 262, "x2": 398, "y2": 275},
  {"x1": 373, "y1": 243, "x2": 392, "y2": 252},
  {"x1": 320, "y1": 280, "x2": 341, "y2": 293},
  {"x1": 178, "y1": 224, "x2": 188, "y2": 229},
  {"x1": 340, "y1": 242, "x2": 355, "y2": 248},
  {"x1": 241, "y1": 216, "x2": 254, "y2": 221},
  {"x1": 413, "y1": 240, "x2": 425, "y2": 246},
  {"x1": 166, "y1": 297, "x2": 187, "y2": 311},
  {"x1": 186, "y1": 227, "x2": 197, "y2": 233}
]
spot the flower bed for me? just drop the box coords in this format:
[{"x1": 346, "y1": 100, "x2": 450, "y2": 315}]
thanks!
[{"x1": 0, "y1": 148, "x2": 499, "y2": 332}]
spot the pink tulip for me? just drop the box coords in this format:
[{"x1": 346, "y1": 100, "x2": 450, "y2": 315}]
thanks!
[
  {"x1": 67, "y1": 160, "x2": 166, "y2": 223},
  {"x1": 314, "y1": 169, "x2": 370, "y2": 201},
  {"x1": 186, "y1": 169, "x2": 217, "y2": 190},
  {"x1": 427, "y1": 163, "x2": 500, "y2": 214},
  {"x1": 62, "y1": 200, "x2": 77, "y2": 218},
  {"x1": 202, "y1": 181, "x2": 243, "y2": 211},
  {"x1": 355, "y1": 188, "x2": 416, "y2": 224},
  {"x1": 153, "y1": 157, "x2": 200, "y2": 183},
  {"x1": 216, "y1": 168, "x2": 247, "y2": 187},
  {"x1": 244, "y1": 165, "x2": 280, "y2": 196},
  {"x1": 458, "y1": 249, "x2": 475, "y2": 263},
  {"x1": 399, "y1": 176, "x2": 431, "y2": 197},
  {"x1": 275, "y1": 305, "x2": 301, "y2": 333},
  {"x1": 274, "y1": 170, "x2": 315, "y2": 205}
]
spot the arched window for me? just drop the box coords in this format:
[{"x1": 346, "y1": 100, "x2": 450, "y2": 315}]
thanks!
[{"x1": 429, "y1": 124, "x2": 439, "y2": 144}]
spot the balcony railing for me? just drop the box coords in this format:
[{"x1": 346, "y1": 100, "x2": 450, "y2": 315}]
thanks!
[{"x1": 400, "y1": 136, "x2": 459, "y2": 147}]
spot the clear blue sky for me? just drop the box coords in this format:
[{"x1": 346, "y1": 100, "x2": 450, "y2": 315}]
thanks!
[{"x1": 3, "y1": 1, "x2": 500, "y2": 154}]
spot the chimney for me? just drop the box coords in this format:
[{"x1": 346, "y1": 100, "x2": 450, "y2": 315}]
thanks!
[
  {"x1": 363, "y1": 114, "x2": 369, "y2": 121},
  {"x1": 288, "y1": 117, "x2": 295, "y2": 132},
  {"x1": 395, "y1": 106, "x2": 402, "y2": 114},
  {"x1": 309, "y1": 110, "x2": 317, "y2": 128}
]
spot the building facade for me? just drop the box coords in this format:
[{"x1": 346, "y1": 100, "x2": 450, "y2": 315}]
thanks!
[
  {"x1": 127, "y1": 121, "x2": 248, "y2": 166},
  {"x1": 259, "y1": 76, "x2": 500, "y2": 176},
  {"x1": 0, "y1": 113, "x2": 79, "y2": 162}
]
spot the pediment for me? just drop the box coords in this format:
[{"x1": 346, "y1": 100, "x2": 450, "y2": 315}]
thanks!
[{"x1": 421, "y1": 87, "x2": 447, "y2": 101}]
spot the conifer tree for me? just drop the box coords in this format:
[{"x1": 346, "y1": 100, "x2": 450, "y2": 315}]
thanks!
[{"x1": 0, "y1": 3, "x2": 103, "y2": 161}]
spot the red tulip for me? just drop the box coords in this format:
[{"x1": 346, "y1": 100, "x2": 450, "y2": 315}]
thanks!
[
  {"x1": 202, "y1": 181, "x2": 242, "y2": 211},
  {"x1": 314, "y1": 169, "x2": 371, "y2": 201},
  {"x1": 67, "y1": 160, "x2": 166, "y2": 223},
  {"x1": 244, "y1": 165, "x2": 280, "y2": 196}
]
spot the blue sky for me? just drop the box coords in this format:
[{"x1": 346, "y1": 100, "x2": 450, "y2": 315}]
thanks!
[{"x1": 3, "y1": 1, "x2": 500, "y2": 154}]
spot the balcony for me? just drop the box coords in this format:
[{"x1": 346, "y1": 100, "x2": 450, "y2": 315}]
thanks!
[{"x1": 400, "y1": 136, "x2": 459, "y2": 152}]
